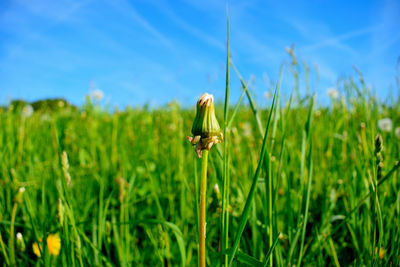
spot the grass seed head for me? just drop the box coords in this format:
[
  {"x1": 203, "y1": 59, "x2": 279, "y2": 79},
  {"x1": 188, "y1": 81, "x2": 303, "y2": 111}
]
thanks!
[
  {"x1": 56, "y1": 198, "x2": 65, "y2": 226},
  {"x1": 375, "y1": 134, "x2": 384, "y2": 179},
  {"x1": 375, "y1": 134, "x2": 383, "y2": 154},
  {"x1": 61, "y1": 151, "x2": 72, "y2": 186}
]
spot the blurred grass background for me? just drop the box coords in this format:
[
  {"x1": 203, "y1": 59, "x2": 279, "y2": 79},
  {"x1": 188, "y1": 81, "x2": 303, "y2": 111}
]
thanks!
[{"x1": 0, "y1": 62, "x2": 400, "y2": 266}]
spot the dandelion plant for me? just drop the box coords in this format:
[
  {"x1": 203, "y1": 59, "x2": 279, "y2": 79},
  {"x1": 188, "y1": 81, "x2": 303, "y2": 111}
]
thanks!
[{"x1": 187, "y1": 93, "x2": 223, "y2": 267}]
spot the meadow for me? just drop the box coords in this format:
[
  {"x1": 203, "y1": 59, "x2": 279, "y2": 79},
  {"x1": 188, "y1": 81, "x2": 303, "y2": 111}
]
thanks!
[{"x1": 1, "y1": 49, "x2": 400, "y2": 266}]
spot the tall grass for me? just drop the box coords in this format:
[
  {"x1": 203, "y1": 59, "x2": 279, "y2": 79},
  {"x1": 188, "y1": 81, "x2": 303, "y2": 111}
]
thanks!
[{"x1": 1, "y1": 35, "x2": 400, "y2": 267}]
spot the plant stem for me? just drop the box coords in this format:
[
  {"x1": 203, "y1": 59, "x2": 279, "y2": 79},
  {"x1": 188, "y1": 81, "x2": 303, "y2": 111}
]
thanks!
[
  {"x1": 0, "y1": 232, "x2": 10, "y2": 266},
  {"x1": 9, "y1": 203, "x2": 18, "y2": 266},
  {"x1": 267, "y1": 154, "x2": 273, "y2": 267},
  {"x1": 199, "y1": 150, "x2": 209, "y2": 267}
]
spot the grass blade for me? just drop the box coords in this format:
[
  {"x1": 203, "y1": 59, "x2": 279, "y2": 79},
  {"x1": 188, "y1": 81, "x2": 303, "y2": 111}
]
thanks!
[
  {"x1": 221, "y1": 9, "x2": 231, "y2": 267},
  {"x1": 227, "y1": 89, "x2": 277, "y2": 266},
  {"x1": 262, "y1": 233, "x2": 281, "y2": 267},
  {"x1": 231, "y1": 61, "x2": 264, "y2": 137}
]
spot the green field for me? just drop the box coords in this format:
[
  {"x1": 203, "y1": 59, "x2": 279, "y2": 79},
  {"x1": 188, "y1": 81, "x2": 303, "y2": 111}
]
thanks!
[{"x1": 1, "y1": 54, "x2": 400, "y2": 266}]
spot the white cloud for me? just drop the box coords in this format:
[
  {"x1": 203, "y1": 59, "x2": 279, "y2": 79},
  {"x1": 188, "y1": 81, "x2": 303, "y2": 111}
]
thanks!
[
  {"x1": 149, "y1": 1, "x2": 225, "y2": 51},
  {"x1": 105, "y1": 0, "x2": 173, "y2": 48}
]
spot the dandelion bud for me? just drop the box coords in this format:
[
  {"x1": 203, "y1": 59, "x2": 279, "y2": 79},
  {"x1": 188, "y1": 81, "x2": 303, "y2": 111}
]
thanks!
[
  {"x1": 105, "y1": 220, "x2": 112, "y2": 235},
  {"x1": 192, "y1": 93, "x2": 221, "y2": 137},
  {"x1": 187, "y1": 93, "x2": 223, "y2": 158},
  {"x1": 105, "y1": 220, "x2": 112, "y2": 243},
  {"x1": 213, "y1": 183, "x2": 220, "y2": 195},
  {"x1": 16, "y1": 232, "x2": 26, "y2": 252},
  {"x1": 14, "y1": 187, "x2": 25, "y2": 203},
  {"x1": 213, "y1": 183, "x2": 221, "y2": 201}
]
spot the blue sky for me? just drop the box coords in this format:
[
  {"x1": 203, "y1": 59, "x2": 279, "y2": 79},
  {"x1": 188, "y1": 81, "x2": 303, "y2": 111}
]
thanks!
[{"x1": 0, "y1": 0, "x2": 399, "y2": 107}]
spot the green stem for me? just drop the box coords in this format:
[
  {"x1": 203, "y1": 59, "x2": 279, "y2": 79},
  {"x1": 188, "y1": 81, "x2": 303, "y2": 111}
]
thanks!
[
  {"x1": 9, "y1": 203, "x2": 18, "y2": 266},
  {"x1": 199, "y1": 150, "x2": 209, "y2": 267},
  {"x1": 267, "y1": 154, "x2": 273, "y2": 267},
  {"x1": 0, "y1": 232, "x2": 10, "y2": 266}
]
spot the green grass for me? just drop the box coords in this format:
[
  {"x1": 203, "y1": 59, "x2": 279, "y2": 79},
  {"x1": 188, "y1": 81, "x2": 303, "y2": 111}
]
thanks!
[{"x1": 1, "y1": 52, "x2": 400, "y2": 266}]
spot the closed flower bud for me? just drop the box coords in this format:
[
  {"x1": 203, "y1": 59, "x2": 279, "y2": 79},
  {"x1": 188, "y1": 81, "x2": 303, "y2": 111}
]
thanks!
[
  {"x1": 213, "y1": 183, "x2": 220, "y2": 195},
  {"x1": 16, "y1": 232, "x2": 26, "y2": 252},
  {"x1": 105, "y1": 220, "x2": 112, "y2": 235},
  {"x1": 192, "y1": 93, "x2": 221, "y2": 137},
  {"x1": 14, "y1": 187, "x2": 25, "y2": 203},
  {"x1": 105, "y1": 220, "x2": 112, "y2": 243},
  {"x1": 187, "y1": 93, "x2": 223, "y2": 157}
]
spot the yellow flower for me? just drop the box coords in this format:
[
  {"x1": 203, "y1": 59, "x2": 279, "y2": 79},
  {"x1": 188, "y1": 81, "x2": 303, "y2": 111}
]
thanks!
[
  {"x1": 32, "y1": 241, "x2": 41, "y2": 257},
  {"x1": 375, "y1": 247, "x2": 385, "y2": 260},
  {"x1": 47, "y1": 233, "x2": 61, "y2": 256},
  {"x1": 32, "y1": 233, "x2": 61, "y2": 257}
]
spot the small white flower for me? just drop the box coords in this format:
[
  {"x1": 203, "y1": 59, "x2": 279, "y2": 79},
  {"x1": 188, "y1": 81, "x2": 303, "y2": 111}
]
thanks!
[
  {"x1": 91, "y1": 89, "x2": 104, "y2": 100},
  {"x1": 378, "y1": 118, "x2": 393, "y2": 132},
  {"x1": 21, "y1": 105, "x2": 33, "y2": 118},
  {"x1": 395, "y1": 127, "x2": 400, "y2": 138},
  {"x1": 264, "y1": 91, "x2": 272, "y2": 99},
  {"x1": 327, "y1": 88, "x2": 339, "y2": 99}
]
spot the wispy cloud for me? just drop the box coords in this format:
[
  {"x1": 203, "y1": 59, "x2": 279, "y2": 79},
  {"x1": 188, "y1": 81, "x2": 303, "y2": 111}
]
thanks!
[
  {"x1": 234, "y1": 30, "x2": 283, "y2": 67},
  {"x1": 302, "y1": 25, "x2": 379, "y2": 54},
  {"x1": 8, "y1": 0, "x2": 91, "y2": 29},
  {"x1": 284, "y1": 15, "x2": 379, "y2": 58},
  {"x1": 105, "y1": 0, "x2": 173, "y2": 48},
  {"x1": 1, "y1": 0, "x2": 92, "y2": 59},
  {"x1": 368, "y1": 0, "x2": 400, "y2": 59},
  {"x1": 149, "y1": 1, "x2": 225, "y2": 51},
  {"x1": 314, "y1": 61, "x2": 338, "y2": 83}
]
